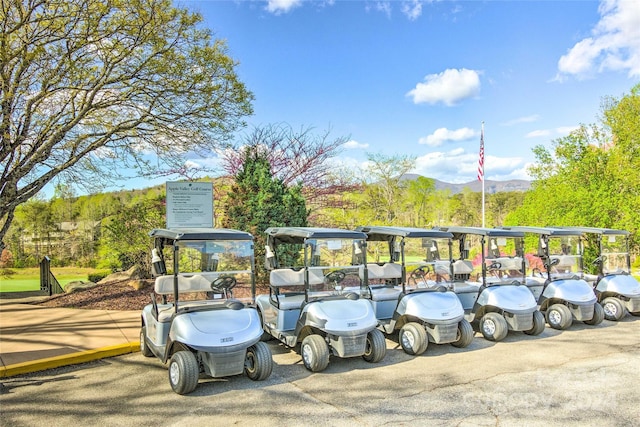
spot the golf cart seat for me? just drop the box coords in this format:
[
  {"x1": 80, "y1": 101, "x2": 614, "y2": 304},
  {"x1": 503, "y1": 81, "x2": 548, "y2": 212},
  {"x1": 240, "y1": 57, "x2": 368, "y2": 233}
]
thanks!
[
  {"x1": 367, "y1": 263, "x2": 403, "y2": 301},
  {"x1": 270, "y1": 268, "x2": 325, "y2": 310},
  {"x1": 155, "y1": 273, "x2": 222, "y2": 294}
]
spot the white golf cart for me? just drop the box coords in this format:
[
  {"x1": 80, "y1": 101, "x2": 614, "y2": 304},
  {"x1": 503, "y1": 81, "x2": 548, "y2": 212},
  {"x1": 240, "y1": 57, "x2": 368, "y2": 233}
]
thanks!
[
  {"x1": 499, "y1": 226, "x2": 603, "y2": 329},
  {"x1": 356, "y1": 226, "x2": 474, "y2": 355},
  {"x1": 434, "y1": 226, "x2": 545, "y2": 341},
  {"x1": 140, "y1": 228, "x2": 273, "y2": 394},
  {"x1": 560, "y1": 227, "x2": 640, "y2": 320},
  {"x1": 256, "y1": 227, "x2": 386, "y2": 372}
]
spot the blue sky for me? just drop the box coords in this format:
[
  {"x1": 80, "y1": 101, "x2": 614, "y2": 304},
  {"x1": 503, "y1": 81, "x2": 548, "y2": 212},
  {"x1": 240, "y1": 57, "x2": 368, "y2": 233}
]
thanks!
[{"x1": 61, "y1": 0, "x2": 640, "y2": 197}]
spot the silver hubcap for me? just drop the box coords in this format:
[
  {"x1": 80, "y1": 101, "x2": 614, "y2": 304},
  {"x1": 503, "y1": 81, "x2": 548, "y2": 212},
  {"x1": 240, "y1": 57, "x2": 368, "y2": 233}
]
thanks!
[
  {"x1": 603, "y1": 302, "x2": 617, "y2": 317},
  {"x1": 401, "y1": 330, "x2": 415, "y2": 349},
  {"x1": 549, "y1": 310, "x2": 562, "y2": 325},
  {"x1": 169, "y1": 362, "x2": 179, "y2": 385},
  {"x1": 246, "y1": 352, "x2": 255, "y2": 372},
  {"x1": 302, "y1": 344, "x2": 313, "y2": 366},
  {"x1": 483, "y1": 319, "x2": 496, "y2": 335}
]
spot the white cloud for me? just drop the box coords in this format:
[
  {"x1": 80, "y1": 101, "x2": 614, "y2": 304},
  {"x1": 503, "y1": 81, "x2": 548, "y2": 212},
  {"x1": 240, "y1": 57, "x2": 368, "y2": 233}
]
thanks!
[
  {"x1": 419, "y1": 127, "x2": 477, "y2": 147},
  {"x1": 412, "y1": 148, "x2": 529, "y2": 183},
  {"x1": 501, "y1": 115, "x2": 541, "y2": 126},
  {"x1": 344, "y1": 139, "x2": 370, "y2": 149},
  {"x1": 265, "y1": 0, "x2": 302, "y2": 14},
  {"x1": 556, "y1": 0, "x2": 640, "y2": 79},
  {"x1": 402, "y1": 0, "x2": 423, "y2": 21},
  {"x1": 526, "y1": 129, "x2": 551, "y2": 138},
  {"x1": 556, "y1": 126, "x2": 580, "y2": 135},
  {"x1": 406, "y1": 68, "x2": 481, "y2": 106}
]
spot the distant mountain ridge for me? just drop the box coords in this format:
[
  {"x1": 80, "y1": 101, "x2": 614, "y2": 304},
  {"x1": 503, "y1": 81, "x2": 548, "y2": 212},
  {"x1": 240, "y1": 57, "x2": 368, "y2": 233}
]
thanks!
[{"x1": 402, "y1": 174, "x2": 531, "y2": 194}]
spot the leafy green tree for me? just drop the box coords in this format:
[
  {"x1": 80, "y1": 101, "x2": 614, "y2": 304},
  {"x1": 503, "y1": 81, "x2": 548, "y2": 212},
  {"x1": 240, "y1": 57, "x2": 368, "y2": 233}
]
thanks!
[
  {"x1": 98, "y1": 197, "x2": 165, "y2": 273},
  {"x1": 507, "y1": 84, "x2": 640, "y2": 252},
  {"x1": 0, "y1": 0, "x2": 253, "y2": 249},
  {"x1": 222, "y1": 147, "x2": 308, "y2": 286}
]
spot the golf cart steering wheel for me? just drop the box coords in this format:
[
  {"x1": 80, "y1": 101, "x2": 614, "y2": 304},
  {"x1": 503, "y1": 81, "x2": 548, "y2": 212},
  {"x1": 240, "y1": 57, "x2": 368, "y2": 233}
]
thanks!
[
  {"x1": 210, "y1": 275, "x2": 237, "y2": 293},
  {"x1": 325, "y1": 270, "x2": 346, "y2": 287},
  {"x1": 487, "y1": 261, "x2": 502, "y2": 271},
  {"x1": 411, "y1": 265, "x2": 431, "y2": 280},
  {"x1": 532, "y1": 267, "x2": 545, "y2": 278}
]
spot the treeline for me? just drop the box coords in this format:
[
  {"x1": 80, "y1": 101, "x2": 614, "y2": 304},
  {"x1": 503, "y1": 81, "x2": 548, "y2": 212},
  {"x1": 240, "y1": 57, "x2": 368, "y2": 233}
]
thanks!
[{"x1": 0, "y1": 175, "x2": 524, "y2": 271}]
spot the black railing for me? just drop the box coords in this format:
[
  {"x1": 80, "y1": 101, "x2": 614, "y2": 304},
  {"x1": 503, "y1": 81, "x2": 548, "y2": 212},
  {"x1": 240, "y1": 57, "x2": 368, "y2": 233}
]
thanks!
[{"x1": 40, "y1": 256, "x2": 64, "y2": 296}]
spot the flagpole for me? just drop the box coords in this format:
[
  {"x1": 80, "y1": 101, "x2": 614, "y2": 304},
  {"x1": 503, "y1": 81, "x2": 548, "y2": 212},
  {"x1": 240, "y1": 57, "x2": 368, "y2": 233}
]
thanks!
[{"x1": 479, "y1": 122, "x2": 485, "y2": 228}]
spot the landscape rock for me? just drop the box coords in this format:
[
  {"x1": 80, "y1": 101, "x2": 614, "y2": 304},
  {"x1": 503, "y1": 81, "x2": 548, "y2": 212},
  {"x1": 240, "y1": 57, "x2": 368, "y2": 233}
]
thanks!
[
  {"x1": 63, "y1": 280, "x2": 98, "y2": 293},
  {"x1": 98, "y1": 265, "x2": 147, "y2": 285}
]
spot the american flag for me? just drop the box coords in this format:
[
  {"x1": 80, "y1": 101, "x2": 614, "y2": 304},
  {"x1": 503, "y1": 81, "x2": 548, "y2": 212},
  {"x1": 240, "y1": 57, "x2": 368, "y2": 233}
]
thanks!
[{"x1": 477, "y1": 128, "x2": 484, "y2": 182}]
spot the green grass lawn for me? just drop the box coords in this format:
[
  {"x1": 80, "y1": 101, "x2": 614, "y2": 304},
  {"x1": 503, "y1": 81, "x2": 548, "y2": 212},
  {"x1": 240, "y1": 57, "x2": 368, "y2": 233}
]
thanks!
[{"x1": 0, "y1": 267, "x2": 100, "y2": 292}]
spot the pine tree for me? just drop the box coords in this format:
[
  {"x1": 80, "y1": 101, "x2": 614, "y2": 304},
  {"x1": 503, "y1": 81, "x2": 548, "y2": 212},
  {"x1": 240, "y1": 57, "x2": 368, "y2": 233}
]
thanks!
[{"x1": 223, "y1": 147, "x2": 308, "y2": 286}]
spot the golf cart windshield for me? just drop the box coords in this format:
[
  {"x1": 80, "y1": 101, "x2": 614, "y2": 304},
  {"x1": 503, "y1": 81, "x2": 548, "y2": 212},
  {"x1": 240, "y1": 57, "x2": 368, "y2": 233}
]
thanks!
[
  {"x1": 545, "y1": 236, "x2": 583, "y2": 278},
  {"x1": 601, "y1": 234, "x2": 630, "y2": 274},
  {"x1": 483, "y1": 236, "x2": 525, "y2": 284},
  {"x1": 306, "y1": 238, "x2": 366, "y2": 294}
]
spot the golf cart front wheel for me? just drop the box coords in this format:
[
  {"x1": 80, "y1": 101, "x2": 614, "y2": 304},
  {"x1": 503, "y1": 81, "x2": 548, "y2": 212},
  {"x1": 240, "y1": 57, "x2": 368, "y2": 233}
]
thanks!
[
  {"x1": 451, "y1": 319, "x2": 474, "y2": 348},
  {"x1": 545, "y1": 304, "x2": 573, "y2": 330},
  {"x1": 480, "y1": 312, "x2": 508, "y2": 341},
  {"x1": 245, "y1": 341, "x2": 273, "y2": 381},
  {"x1": 584, "y1": 302, "x2": 604, "y2": 326},
  {"x1": 601, "y1": 297, "x2": 626, "y2": 321},
  {"x1": 399, "y1": 322, "x2": 428, "y2": 355},
  {"x1": 140, "y1": 326, "x2": 154, "y2": 357},
  {"x1": 301, "y1": 335, "x2": 330, "y2": 372},
  {"x1": 363, "y1": 329, "x2": 386, "y2": 363},
  {"x1": 524, "y1": 310, "x2": 545, "y2": 336},
  {"x1": 168, "y1": 351, "x2": 199, "y2": 395}
]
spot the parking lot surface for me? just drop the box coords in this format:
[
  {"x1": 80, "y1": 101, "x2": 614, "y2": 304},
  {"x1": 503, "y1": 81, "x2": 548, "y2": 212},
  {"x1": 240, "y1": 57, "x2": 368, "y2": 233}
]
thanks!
[{"x1": 1, "y1": 318, "x2": 638, "y2": 427}]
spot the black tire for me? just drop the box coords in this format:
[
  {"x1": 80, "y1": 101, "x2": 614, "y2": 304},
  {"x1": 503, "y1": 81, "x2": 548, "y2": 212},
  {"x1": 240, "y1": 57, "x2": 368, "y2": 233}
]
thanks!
[
  {"x1": 245, "y1": 341, "x2": 273, "y2": 381},
  {"x1": 398, "y1": 322, "x2": 428, "y2": 355},
  {"x1": 301, "y1": 335, "x2": 330, "y2": 372},
  {"x1": 524, "y1": 310, "x2": 545, "y2": 336},
  {"x1": 363, "y1": 329, "x2": 387, "y2": 362},
  {"x1": 451, "y1": 319, "x2": 474, "y2": 348},
  {"x1": 258, "y1": 310, "x2": 273, "y2": 342},
  {"x1": 168, "y1": 351, "x2": 199, "y2": 395},
  {"x1": 479, "y1": 312, "x2": 508, "y2": 342},
  {"x1": 584, "y1": 302, "x2": 604, "y2": 326},
  {"x1": 139, "y1": 326, "x2": 154, "y2": 357},
  {"x1": 601, "y1": 297, "x2": 626, "y2": 321},
  {"x1": 545, "y1": 303, "x2": 573, "y2": 330}
]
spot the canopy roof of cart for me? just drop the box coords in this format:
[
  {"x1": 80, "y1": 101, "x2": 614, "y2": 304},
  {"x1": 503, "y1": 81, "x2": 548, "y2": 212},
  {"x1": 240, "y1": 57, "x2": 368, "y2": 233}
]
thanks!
[
  {"x1": 552, "y1": 226, "x2": 630, "y2": 236},
  {"x1": 435, "y1": 226, "x2": 524, "y2": 238},
  {"x1": 149, "y1": 228, "x2": 253, "y2": 241},
  {"x1": 356, "y1": 226, "x2": 453, "y2": 241},
  {"x1": 498, "y1": 226, "x2": 583, "y2": 237},
  {"x1": 265, "y1": 227, "x2": 367, "y2": 244}
]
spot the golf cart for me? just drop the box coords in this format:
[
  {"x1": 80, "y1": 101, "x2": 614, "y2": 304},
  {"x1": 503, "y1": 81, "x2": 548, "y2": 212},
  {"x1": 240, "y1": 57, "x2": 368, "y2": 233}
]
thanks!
[
  {"x1": 140, "y1": 228, "x2": 273, "y2": 395},
  {"x1": 499, "y1": 226, "x2": 603, "y2": 329},
  {"x1": 256, "y1": 227, "x2": 386, "y2": 372},
  {"x1": 559, "y1": 227, "x2": 640, "y2": 320},
  {"x1": 356, "y1": 226, "x2": 474, "y2": 355},
  {"x1": 434, "y1": 226, "x2": 544, "y2": 341}
]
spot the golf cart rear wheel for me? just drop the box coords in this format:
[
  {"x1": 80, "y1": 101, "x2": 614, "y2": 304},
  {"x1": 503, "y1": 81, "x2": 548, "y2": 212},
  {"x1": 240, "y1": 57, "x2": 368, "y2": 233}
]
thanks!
[
  {"x1": 524, "y1": 310, "x2": 545, "y2": 336},
  {"x1": 399, "y1": 323, "x2": 428, "y2": 355},
  {"x1": 301, "y1": 335, "x2": 330, "y2": 372},
  {"x1": 140, "y1": 326, "x2": 154, "y2": 357},
  {"x1": 602, "y1": 297, "x2": 626, "y2": 321},
  {"x1": 451, "y1": 319, "x2": 474, "y2": 348},
  {"x1": 363, "y1": 329, "x2": 387, "y2": 362},
  {"x1": 480, "y1": 312, "x2": 508, "y2": 341},
  {"x1": 584, "y1": 302, "x2": 604, "y2": 326},
  {"x1": 245, "y1": 341, "x2": 273, "y2": 381},
  {"x1": 168, "y1": 351, "x2": 199, "y2": 395},
  {"x1": 545, "y1": 304, "x2": 573, "y2": 330}
]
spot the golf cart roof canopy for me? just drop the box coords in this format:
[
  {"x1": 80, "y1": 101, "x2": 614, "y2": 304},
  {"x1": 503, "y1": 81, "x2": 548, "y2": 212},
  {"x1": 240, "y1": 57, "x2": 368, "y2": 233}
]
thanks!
[
  {"x1": 149, "y1": 228, "x2": 253, "y2": 241},
  {"x1": 435, "y1": 226, "x2": 524, "y2": 238},
  {"x1": 552, "y1": 226, "x2": 630, "y2": 236},
  {"x1": 356, "y1": 225, "x2": 453, "y2": 240},
  {"x1": 265, "y1": 227, "x2": 367, "y2": 244},
  {"x1": 497, "y1": 226, "x2": 582, "y2": 237}
]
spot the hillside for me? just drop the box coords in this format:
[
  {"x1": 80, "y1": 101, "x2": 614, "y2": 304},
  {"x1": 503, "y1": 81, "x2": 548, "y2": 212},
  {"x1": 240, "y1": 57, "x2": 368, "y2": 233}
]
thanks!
[{"x1": 402, "y1": 174, "x2": 531, "y2": 194}]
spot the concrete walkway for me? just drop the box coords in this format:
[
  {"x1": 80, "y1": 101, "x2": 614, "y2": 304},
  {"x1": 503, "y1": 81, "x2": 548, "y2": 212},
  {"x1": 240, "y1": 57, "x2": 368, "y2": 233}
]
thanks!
[{"x1": 0, "y1": 296, "x2": 140, "y2": 378}]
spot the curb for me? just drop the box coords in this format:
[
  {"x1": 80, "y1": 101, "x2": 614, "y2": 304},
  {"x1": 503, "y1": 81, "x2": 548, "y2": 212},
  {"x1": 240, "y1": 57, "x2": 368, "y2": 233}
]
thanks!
[{"x1": 0, "y1": 342, "x2": 141, "y2": 378}]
